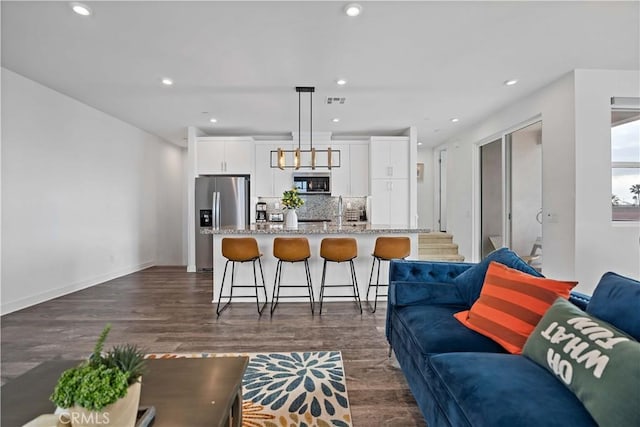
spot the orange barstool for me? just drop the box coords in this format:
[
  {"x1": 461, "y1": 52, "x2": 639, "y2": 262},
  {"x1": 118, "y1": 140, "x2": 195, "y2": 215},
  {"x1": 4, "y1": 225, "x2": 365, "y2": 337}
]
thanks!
[
  {"x1": 366, "y1": 236, "x2": 411, "y2": 312},
  {"x1": 217, "y1": 237, "x2": 268, "y2": 316},
  {"x1": 319, "y1": 237, "x2": 362, "y2": 315},
  {"x1": 271, "y1": 237, "x2": 315, "y2": 315}
]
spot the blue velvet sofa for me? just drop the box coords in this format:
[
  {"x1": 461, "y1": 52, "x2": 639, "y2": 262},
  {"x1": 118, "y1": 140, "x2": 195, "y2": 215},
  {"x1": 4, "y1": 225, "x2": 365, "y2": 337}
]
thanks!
[{"x1": 386, "y1": 258, "x2": 640, "y2": 427}]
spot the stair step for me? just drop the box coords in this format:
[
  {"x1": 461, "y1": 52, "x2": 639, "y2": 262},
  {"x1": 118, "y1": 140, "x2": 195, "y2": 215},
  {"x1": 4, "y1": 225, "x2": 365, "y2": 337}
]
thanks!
[
  {"x1": 418, "y1": 254, "x2": 466, "y2": 262},
  {"x1": 419, "y1": 246, "x2": 460, "y2": 256},
  {"x1": 419, "y1": 235, "x2": 454, "y2": 244},
  {"x1": 419, "y1": 243, "x2": 458, "y2": 250}
]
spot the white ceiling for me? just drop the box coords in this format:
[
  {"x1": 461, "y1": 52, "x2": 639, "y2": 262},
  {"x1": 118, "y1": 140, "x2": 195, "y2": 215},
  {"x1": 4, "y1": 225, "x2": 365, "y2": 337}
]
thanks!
[{"x1": 2, "y1": 1, "x2": 639, "y2": 148}]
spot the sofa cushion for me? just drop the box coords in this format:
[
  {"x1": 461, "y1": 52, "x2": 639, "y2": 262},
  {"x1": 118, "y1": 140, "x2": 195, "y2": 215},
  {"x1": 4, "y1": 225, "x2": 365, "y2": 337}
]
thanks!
[
  {"x1": 392, "y1": 304, "x2": 505, "y2": 371},
  {"x1": 424, "y1": 353, "x2": 597, "y2": 427},
  {"x1": 452, "y1": 247, "x2": 543, "y2": 306},
  {"x1": 523, "y1": 298, "x2": 640, "y2": 427},
  {"x1": 454, "y1": 262, "x2": 576, "y2": 354},
  {"x1": 586, "y1": 271, "x2": 640, "y2": 341}
]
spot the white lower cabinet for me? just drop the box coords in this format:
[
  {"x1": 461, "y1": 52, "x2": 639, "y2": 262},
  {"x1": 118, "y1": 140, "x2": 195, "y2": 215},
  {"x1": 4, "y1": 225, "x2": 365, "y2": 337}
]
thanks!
[{"x1": 370, "y1": 179, "x2": 409, "y2": 226}]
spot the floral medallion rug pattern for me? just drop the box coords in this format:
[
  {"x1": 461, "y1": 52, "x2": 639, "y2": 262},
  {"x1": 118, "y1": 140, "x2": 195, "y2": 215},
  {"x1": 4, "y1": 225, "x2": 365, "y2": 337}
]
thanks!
[{"x1": 145, "y1": 351, "x2": 352, "y2": 427}]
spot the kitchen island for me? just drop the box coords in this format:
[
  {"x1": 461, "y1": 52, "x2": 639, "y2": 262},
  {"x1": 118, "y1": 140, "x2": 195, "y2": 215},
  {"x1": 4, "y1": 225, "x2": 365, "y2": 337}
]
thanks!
[{"x1": 203, "y1": 223, "x2": 430, "y2": 306}]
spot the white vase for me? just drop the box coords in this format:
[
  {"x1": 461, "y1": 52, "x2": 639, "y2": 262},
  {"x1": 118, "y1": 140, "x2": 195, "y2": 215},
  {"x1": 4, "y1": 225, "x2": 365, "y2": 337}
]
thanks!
[{"x1": 285, "y1": 209, "x2": 298, "y2": 229}]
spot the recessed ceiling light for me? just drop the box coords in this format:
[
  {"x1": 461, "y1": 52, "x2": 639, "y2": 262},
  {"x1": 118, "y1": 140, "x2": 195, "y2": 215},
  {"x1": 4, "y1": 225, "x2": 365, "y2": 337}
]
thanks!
[
  {"x1": 161, "y1": 78, "x2": 173, "y2": 86},
  {"x1": 504, "y1": 79, "x2": 518, "y2": 86},
  {"x1": 209, "y1": 118, "x2": 218, "y2": 124},
  {"x1": 344, "y1": 3, "x2": 362, "y2": 17},
  {"x1": 418, "y1": 142, "x2": 423, "y2": 146},
  {"x1": 332, "y1": 118, "x2": 340, "y2": 123},
  {"x1": 451, "y1": 118, "x2": 460, "y2": 123},
  {"x1": 70, "y1": 2, "x2": 91, "y2": 16},
  {"x1": 336, "y1": 79, "x2": 347, "y2": 86}
]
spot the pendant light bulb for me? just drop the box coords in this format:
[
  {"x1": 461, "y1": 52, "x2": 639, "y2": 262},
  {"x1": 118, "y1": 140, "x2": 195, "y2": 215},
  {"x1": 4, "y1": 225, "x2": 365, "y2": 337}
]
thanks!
[
  {"x1": 327, "y1": 147, "x2": 333, "y2": 170},
  {"x1": 294, "y1": 148, "x2": 301, "y2": 170},
  {"x1": 277, "y1": 148, "x2": 285, "y2": 170}
]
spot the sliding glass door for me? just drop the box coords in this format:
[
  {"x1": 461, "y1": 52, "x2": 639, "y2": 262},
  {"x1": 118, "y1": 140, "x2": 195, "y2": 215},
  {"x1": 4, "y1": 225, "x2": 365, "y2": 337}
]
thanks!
[{"x1": 479, "y1": 121, "x2": 543, "y2": 270}]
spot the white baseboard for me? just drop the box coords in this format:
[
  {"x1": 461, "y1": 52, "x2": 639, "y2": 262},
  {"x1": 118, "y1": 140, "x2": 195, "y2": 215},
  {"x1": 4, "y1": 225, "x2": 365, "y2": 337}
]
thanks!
[
  {"x1": 186, "y1": 264, "x2": 196, "y2": 272},
  {"x1": 1, "y1": 261, "x2": 155, "y2": 315}
]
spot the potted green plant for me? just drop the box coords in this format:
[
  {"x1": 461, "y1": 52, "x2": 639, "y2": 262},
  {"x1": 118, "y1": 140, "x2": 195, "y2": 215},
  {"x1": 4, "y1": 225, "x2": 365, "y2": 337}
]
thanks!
[
  {"x1": 282, "y1": 187, "x2": 304, "y2": 228},
  {"x1": 50, "y1": 324, "x2": 146, "y2": 427}
]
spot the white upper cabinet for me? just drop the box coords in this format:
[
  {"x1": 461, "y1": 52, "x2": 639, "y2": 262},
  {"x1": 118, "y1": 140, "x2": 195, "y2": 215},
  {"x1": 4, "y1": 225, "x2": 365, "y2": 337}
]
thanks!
[
  {"x1": 349, "y1": 143, "x2": 370, "y2": 196},
  {"x1": 196, "y1": 137, "x2": 253, "y2": 175},
  {"x1": 370, "y1": 137, "x2": 409, "y2": 179},
  {"x1": 254, "y1": 142, "x2": 293, "y2": 196},
  {"x1": 318, "y1": 142, "x2": 369, "y2": 197}
]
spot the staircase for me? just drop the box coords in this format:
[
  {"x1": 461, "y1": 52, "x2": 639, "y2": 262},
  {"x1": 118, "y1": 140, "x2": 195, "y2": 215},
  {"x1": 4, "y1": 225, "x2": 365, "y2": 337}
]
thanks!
[{"x1": 418, "y1": 232, "x2": 465, "y2": 262}]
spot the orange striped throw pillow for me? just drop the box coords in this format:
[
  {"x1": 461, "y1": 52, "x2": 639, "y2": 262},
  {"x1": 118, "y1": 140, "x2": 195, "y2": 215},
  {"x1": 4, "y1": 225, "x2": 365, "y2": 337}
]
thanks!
[{"x1": 454, "y1": 261, "x2": 577, "y2": 354}]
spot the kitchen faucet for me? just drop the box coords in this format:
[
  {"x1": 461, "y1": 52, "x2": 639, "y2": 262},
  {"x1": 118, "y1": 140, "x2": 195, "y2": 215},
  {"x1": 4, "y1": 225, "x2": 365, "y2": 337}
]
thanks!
[{"x1": 337, "y1": 195, "x2": 343, "y2": 225}]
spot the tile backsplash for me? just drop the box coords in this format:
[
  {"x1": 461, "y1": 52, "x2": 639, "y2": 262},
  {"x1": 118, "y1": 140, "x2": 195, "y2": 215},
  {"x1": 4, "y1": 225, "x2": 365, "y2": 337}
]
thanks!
[{"x1": 258, "y1": 195, "x2": 367, "y2": 221}]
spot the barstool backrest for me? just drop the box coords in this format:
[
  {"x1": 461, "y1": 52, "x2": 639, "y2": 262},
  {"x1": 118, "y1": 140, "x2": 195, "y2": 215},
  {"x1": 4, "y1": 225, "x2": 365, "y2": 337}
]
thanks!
[
  {"x1": 320, "y1": 238, "x2": 358, "y2": 262},
  {"x1": 273, "y1": 237, "x2": 311, "y2": 262},
  {"x1": 373, "y1": 237, "x2": 411, "y2": 260},
  {"x1": 222, "y1": 237, "x2": 260, "y2": 262}
]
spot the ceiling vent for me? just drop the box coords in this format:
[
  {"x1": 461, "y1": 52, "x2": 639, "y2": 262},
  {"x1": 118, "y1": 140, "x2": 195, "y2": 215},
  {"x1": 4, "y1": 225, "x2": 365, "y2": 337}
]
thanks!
[{"x1": 325, "y1": 97, "x2": 346, "y2": 105}]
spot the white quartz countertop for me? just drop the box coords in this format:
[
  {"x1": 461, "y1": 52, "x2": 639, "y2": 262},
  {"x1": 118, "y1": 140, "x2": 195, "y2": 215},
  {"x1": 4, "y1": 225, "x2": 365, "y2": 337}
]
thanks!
[{"x1": 201, "y1": 223, "x2": 430, "y2": 235}]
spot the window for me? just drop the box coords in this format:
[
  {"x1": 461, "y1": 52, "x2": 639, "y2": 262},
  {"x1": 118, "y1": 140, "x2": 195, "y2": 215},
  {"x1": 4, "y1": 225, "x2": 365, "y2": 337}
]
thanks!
[{"x1": 611, "y1": 98, "x2": 640, "y2": 222}]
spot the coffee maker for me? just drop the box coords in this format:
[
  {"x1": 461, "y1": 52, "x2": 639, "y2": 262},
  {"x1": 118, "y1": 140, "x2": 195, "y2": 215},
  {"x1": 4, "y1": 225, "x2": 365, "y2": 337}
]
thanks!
[{"x1": 256, "y1": 202, "x2": 267, "y2": 223}]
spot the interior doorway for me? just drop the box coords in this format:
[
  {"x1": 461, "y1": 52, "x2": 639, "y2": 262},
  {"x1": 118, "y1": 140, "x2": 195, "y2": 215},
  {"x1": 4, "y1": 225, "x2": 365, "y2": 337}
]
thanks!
[
  {"x1": 437, "y1": 149, "x2": 448, "y2": 232},
  {"x1": 479, "y1": 121, "x2": 543, "y2": 270}
]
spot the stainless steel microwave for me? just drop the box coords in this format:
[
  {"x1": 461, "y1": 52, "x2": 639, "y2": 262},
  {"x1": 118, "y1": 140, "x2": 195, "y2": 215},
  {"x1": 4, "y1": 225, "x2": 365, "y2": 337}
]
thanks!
[{"x1": 293, "y1": 172, "x2": 331, "y2": 194}]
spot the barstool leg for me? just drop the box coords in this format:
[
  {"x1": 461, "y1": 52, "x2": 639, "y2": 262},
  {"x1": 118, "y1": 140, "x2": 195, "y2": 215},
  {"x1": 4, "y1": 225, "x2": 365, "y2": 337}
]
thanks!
[
  {"x1": 217, "y1": 260, "x2": 232, "y2": 316},
  {"x1": 230, "y1": 262, "x2": 236, "y2": 301},
  {"x1": 373, "y1": 257, "x2": 383, "y2": 313},
  {"x1": 304, "y1": 259, "x2": 314, "y2": 314},
  {"x1": 366, "y1": 257, "x2": 376, "y2": 301},
  {"x1": 319, "y1": 259, "x2": 328, "y2": 315},
  {"x1": 350, "y1": 260, "x2": 363, "y2": 314},
  {"x1": 367, "y1": 257, "x2": 380, "y2": 312},
  {"x1": 257, "y1": 257, "x2": 268, "y2": 311},
  {"x1": 252, "y1": 259, "x2": 267, "y2": 316},
  {"x1": 270, "y1": 260, "x2": 282, "y2": 316}
]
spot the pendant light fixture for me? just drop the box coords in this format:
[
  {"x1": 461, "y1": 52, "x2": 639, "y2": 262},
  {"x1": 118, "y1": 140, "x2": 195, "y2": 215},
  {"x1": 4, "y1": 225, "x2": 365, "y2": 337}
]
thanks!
[{"x1": 271, "y1": 86, "x2": 340, "y2": 169}]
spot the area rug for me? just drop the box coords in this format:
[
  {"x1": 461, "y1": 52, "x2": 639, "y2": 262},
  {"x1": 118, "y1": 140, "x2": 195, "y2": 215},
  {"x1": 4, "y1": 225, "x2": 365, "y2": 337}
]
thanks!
[{"x1": 145, "y1": 351, "x2": 352, "y2": 427}]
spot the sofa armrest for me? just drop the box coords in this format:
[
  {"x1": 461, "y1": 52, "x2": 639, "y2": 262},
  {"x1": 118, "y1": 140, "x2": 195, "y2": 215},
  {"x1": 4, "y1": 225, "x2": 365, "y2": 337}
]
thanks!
[
  {"x1": 386, "y1": 260, "x2": 473, "y2": 347},
  {"x1": 569, "y1": 291, "x2": 590, "y2": 310}
]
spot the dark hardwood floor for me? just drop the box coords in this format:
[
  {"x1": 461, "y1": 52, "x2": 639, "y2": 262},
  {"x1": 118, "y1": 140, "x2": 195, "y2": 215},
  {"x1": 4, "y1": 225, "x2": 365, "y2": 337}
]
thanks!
[{"x1": 1, "y1": 266, "x2": 425, "y2": 426}]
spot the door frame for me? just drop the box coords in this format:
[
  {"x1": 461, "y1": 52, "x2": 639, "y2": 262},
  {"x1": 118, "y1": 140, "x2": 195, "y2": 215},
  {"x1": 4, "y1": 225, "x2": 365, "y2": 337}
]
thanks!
[
  {"x1": 472, "y1": 115, "x2": 542, "y2": 262},
  {"x1": 434, "y1": 147, "x2": 448, "y2": 232}
]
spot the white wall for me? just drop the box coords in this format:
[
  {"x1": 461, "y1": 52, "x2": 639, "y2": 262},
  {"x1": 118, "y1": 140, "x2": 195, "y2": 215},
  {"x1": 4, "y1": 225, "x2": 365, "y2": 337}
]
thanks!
[
  {"x1": 441, "y1": 69, "x2": 640, "y2": 294},
  {"x1": 1, "y1": 69, "x2": 185, "y2": 314},
  {"x1": 441, "y1": 72, "x2": 577, "y2": 283},
  {"x1": 574, "y1": 70, "x2": 640, "y2": 289},
  {"x1": 417, "y1": 146, "x2": 434, "y2": 229}
]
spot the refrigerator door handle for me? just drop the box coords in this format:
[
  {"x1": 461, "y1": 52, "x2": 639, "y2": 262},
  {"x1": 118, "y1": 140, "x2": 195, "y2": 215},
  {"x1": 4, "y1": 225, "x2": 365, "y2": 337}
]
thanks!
[{"x1": 213, "y1": 191, "x2": 221, "y2": 229}]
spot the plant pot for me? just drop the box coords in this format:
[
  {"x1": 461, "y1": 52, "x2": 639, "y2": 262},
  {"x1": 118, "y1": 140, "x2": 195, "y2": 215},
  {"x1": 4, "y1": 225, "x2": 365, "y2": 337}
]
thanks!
[
  {"x1": 285, "y1": 209, "x2": 298, "y2": 229},
  {"x1": 68, "y1": 380, "x2": 141, "y2": 427}
]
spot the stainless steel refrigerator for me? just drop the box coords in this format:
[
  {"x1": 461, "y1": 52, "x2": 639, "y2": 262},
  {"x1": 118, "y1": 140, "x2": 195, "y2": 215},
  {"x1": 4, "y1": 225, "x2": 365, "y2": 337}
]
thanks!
[{"x1": 195, "y1": 175, "x2": 250, "y2": 271}]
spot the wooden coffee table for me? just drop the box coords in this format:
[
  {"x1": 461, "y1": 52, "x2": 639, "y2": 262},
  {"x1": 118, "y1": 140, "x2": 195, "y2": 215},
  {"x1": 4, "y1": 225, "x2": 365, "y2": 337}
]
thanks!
[{"x1": 1, "y1": 357, "x2": 249, "y2": 427}]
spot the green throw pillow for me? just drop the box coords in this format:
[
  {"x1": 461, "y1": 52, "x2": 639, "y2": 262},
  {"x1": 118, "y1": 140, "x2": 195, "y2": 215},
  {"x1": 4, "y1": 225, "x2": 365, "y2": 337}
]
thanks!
[{"x1": 523, "y1": 298, "x2": 640, "y2": 427}]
